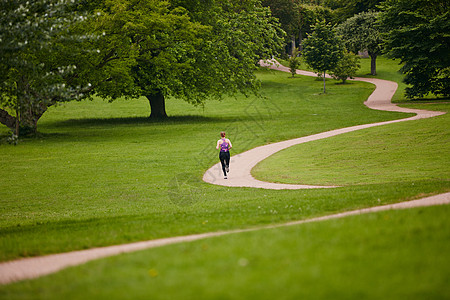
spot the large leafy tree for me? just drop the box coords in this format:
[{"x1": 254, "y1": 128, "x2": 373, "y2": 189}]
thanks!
[
  {"x1": 337, "y1": 11, "x2": 383, "y2": 75},
  {"x1": 85, "y1": 0, "x2": 285, "y2": 118},
  {"x1": 0, "y1": 0, "x2": 95, "y2": 136},
  {"x1": 86, "y1": 0, "x2": 209, "y2": 118},
  {"x1": 302, "y1": 21, "x2": 344, "y2": 93},
  {"x1": 379, "y1": 0, "x2": 450, "y2": 98},
  {"x1": 0, "y1": 0, "x2": 285, "y2": 135},
  {"x1": 87, "y1": 0, "x2": 285, "y2": 119}
]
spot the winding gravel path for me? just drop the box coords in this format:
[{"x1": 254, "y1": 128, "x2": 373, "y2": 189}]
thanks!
[
  {"x1": 203, "y1": 60, "x2": 446, "y2": 188},
  {"x1": 0, "y1": 61, "x2": 448, "y2": 286}
]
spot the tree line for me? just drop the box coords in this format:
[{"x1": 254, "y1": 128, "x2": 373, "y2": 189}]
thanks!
[
  {"x1": 265, "y1": 0, "x2": 448, "y2": 97},
  {"x1": 1, "y1": 0, "x2": 448, "y2": 138}
]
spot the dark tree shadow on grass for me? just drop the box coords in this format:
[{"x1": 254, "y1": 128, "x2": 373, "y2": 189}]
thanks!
[
  {"x1": 397, "y1": 97, "x2": 450, "y2": 103},
  {"x1": 0, "y1": 113, "x2": 268, "y2": 144},
  {"x1": 0, "y1": 116, "x2": 222, "y2": 144},
  {"x1": 55, "y1": 115, "x2": 225, "y2": 128}
]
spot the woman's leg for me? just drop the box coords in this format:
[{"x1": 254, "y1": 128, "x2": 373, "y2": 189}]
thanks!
[
  {"x1": 225, "y1": 152, "x2": 230, "y2": 172},
  {"x1": 219, "y1": 152, "x2": 227, "y2": 176}
]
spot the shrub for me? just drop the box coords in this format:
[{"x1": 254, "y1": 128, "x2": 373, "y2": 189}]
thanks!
[
  {"x1": 330, "y1": 51, "x2": 360, "y2": 83},
  {"x1": 289, "y1": 48, "x2": 301, "y2": 77}
]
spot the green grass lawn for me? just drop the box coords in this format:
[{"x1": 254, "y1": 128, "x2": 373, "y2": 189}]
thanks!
[
  {"x1": 279, "y1": 55, "x2": 408, "y2": 102},
  {"x1": 1, "y1": 205, "x2": 449, "y2": 299},
  {"x1": 357, "y1": 56, "x2": 409, "y2": 102},
  {"x1": 1, "y1": 67, "x2": 426, "y2": 261},
  {"x1": 0, "y1": 61, "x2": 449, "y2": 298},
  {"x1": 252, "y1": 102, "x2": 450, "y2": 186}
]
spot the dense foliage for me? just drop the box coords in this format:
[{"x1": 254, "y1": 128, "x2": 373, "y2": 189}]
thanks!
[
  {"x1": 262, "y1": 0, "x2": 334, "y2": 55},
  {"x1": 379, "y1": 0, "x2": 450, "y2": 98},
  {"x1": 337, "y1": 11, "x2": 382, "y2": 75},
  {"x1": 330, "y1": 51, "x2": 361, "y2": 83},
  {"x1": 323, "y1": 0, "x2": 384, "y2": 22},
  {"x1": 302, "y1": 21, "x2": 344, "y2": 92},
  {"x1": 0, "y1": 0, "x2": 285, "y2": 135},
  {"x1": 0, "y1": 0, "x2": 94, "y2": 136}
]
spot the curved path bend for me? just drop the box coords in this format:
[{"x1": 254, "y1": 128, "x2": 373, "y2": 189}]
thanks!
[
  {"x1": 0, "y1": 61, "x2": 448, "y2": 286},
  {"x1": 203, "y1": 60, "x2": 446, "y2": 189}
]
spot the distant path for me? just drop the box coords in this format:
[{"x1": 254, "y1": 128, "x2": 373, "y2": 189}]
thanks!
[
  {"x1": 202, "y1": 60, "x2": 446, "y2": 188},
  {"x1": 0, "y1": 61, "x2": 448, "y2": 286}
]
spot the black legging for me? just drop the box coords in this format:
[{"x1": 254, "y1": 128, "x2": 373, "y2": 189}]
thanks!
[{"x1": 219, "y1": 151, "x2": 230, "y2": 176}]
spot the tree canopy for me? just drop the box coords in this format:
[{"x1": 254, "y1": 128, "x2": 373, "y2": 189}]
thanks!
[
  {"x1": 337, "y1": 11, "x2": 383, "y2": 75},
  {"x1": 379, "y1": 0, "x2": 450, "y2": 98},
  {"x1": 262, "y1": 0, "x2": 334, "y2": 55},
  {"x1": 302, "y1": 21, "x2": 344, "y2": 93},
  {"x1": 0, "y1": 0, "x2": 285, "y2": 136},
  {"x1": 0, "y1": 0, "x2": 94, "y2": 136},
  {"x1": 86, "y1": 0, "x2": 212, "y2": 118},
  {"x1": 323, "y1": 0, "x2": 384, "y2": 22}
]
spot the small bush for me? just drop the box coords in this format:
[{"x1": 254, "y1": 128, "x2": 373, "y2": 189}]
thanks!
[
  {"x1": 289, "y1": 48, "x2": 301, "y2": 77},
  {"x1": 331, "y1": 51, "x2": 361, "y2": 83}
]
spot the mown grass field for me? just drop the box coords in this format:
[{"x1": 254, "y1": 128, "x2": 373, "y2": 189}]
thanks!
[
  {"x1": 278, "y1": 55, "x2": 409, "y2": 101},
  {"x1": 0, "y1": 57, "x2": 449, "y2": 298},
  {"x1": 252, "y1": 102, "x2": 449, "y2": 186},
  {"x1": 2, "y1": 206, "x2": 449, "y2": 300}
]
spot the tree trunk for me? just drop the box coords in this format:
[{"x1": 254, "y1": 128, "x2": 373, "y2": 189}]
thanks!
[
  {"x1": 19, "y1": 109, "x2": 41, "y2": 136},
  {"x1": 323, "y1": 71, "x2": 326, "y2": 93},
  {"x1": 18, "y1": 102, "x2": 48, "y2": 136},
  {"x1": 147, "y1": 90, "x2": 168, "y2": 119},
  {"x1": 291, "y1": 38, "x2": 296, "y2": 56},
  {"x1": 298, "y1": 30, "x2": 303, "y2": 53},
  {"x1": 370, "y1": 53, "x2": 377, "y2": 75},
  {"x1": 0, "y1": 108, "x2": 16, "y2": 132},
  {"x1": 1, "y1": 103, "x2": 49, "y2": 136}
]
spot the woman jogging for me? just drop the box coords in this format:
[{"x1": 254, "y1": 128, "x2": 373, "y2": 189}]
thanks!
[{"x1": 216, "y1": 131, "x2": 232, "y2": 179}]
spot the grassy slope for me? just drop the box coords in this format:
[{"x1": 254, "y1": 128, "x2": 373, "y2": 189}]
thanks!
[
  {"x1": 1, "y1": 67, "x2": 430, "y2": 262},
  {"x1": 252, "y1": 56, "x2": 449, "y2": 186},
  {"x1": 252, "y1": 103, "x2": 450, "y2": 186},
  {"x1": 1, "y1": 206, "x2": 449, "y2": 299},
  {"x1": 279, "y1": 56, "x2": 406, "y2": 101},
  {"x1": 0, "y1": 59, "x2": 449, "y2": 297}
]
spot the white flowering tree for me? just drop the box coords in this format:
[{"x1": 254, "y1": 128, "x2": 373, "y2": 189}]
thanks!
[{"x1": 0, "y1": 0, "x2": 95, "y2": 137}]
